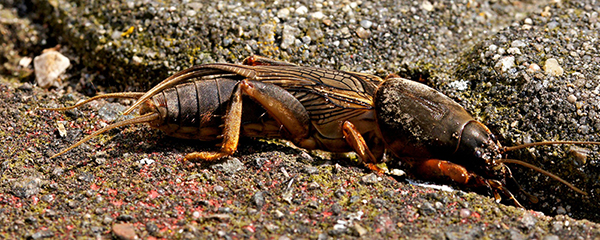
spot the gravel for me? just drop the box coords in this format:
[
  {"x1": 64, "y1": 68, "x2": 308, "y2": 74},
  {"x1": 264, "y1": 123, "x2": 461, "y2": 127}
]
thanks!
[{"x1": 1, "y1": 0, "x2": 600, "y2": 238}]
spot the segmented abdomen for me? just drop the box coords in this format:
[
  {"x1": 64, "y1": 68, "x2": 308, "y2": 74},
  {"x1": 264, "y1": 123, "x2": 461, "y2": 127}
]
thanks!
[
  {"x1": 150, "y1": 78, "x2": 236, "y2": 140},
  {"x1": 149, "y1": 78, "x2": 284, "y2": 140}
]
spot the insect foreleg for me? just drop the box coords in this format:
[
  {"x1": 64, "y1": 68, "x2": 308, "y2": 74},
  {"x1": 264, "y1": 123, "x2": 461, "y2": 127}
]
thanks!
[
  {"x1": 341, "y1": 121, "x2": 382, "y2": 172},
  {"x1": 410, "y1": 159, "x2": 524, "y2": 207}
]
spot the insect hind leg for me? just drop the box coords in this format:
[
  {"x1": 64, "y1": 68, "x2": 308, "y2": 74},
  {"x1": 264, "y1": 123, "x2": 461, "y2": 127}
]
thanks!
[
  {"x1": 184, "y1": 81, "x2": 244, "y2": 161},
  {"x1": 184, "y1": 80, "x2": 312, "y2": 162}
]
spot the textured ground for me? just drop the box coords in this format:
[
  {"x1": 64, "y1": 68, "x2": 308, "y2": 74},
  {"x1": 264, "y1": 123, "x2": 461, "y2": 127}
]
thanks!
[{"x1": 1, "y1": 0, "x2": 600, "y2": 239}]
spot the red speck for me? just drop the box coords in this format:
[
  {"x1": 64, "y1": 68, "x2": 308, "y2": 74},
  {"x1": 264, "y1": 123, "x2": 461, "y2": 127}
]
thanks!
[
  {"x1": 111, "y1": 200, "x2": 124, "y2": 207},
  {"x1": 90, "y1": 183, "x2": 100, "y2": 191},
  {"x1": 322, "y1": 211, "x2": 333, "y2": 217},
  {"x1": 148, "y1": 190, "x2": 160, "y2": 199},
  {"x1": 107, "y1": 189, "x2": 118, "y2": 196}
]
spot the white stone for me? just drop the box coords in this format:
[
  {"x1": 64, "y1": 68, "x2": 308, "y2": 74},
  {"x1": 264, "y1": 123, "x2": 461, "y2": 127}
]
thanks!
[
  {"x1": 544, "y1": 58, "x2": 563, "y2": 76},
  {"x1": 421, "y1": 1, "x2": 434, "y2": 11},
  {"x1": 310, "y1": 12, "x2": 324, "y2": 19},
  {"x1": 34, "y1": 50, "x2": 70, "y2": 89},
  {"x1": 295, "y1": 6, "x2": 308, "y2": 15},
  {"x1": 496, "y1": 56, "x2": 515, "y2": 72}
]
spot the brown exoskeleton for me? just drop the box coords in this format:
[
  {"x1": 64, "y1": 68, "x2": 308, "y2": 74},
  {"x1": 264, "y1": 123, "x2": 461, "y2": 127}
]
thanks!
[{"x1": 43, "y1": 55, "x2": 600, "y2": 207}]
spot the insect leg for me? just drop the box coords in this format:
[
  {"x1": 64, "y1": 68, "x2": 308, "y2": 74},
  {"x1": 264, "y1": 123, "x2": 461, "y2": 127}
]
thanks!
[
  {"x1": 184, "y1": 81, "x2": 244, "y2": 161},
  {"x1": 242, "y1": 55, "x2": 298, "y2": 66},
  {"x1": 184, "y1": 80, "x2": 313, "y2": 161},
  {"x1": 341, "y1": 121, "x2": 383, "y2": 172},
  {"x1": 239, "y1": 80, "x2": 313, "y2": 148},
  {"x1": 410, "y1": 159, "x2": 524, "y2": 207}
]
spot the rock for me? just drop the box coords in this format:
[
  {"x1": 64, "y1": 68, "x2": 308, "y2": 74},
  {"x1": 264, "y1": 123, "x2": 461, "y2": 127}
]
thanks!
[
  {"x1": 252, "y1": 191, "x2": 265, "y2": 208},
  {"x1": 210, "y1": 157, "x2": 245, "y2": 175},
  {"x1": 520, "y1": 212, "x2": 537, "y2": 229},
  {"x1": 98, "y1": 102, "x2": 128, "y2": 122},
  {"x1": 526, "y1": 63, "x2": 541, "y2": 73},
  {"x1": 360, "y1": 173, "x2": 380, "y2": 184},
  {"x1": 351, "y1": 222, "x2": 367, "y2": 237},
  {"x1": 360, "y1": 20, "x2": 373, "y2": 29},
  {"x1": 421, "y1": 1, "x2": 434, "y2": 11},
  {"x1": 419, "y1": 202, "x2": 437, "y2": 216},
  {"x1": 460, "y1": 209, "x2": 471, "y2": 218},
  {"x1": 11, "y1": 177, "x2": 42, "y2": 198},
  {"x1": 281, "y1": 25, "x2": 300, "y2": 50},
  {"x1": 277, "y1": 8, "x2": 290, "y2": 19},
  {"x1": 303, "y1": 166, "x2": 318, "y2": 174},
  {"x1": 355, "y1": 27, "x2": 371, "y2": 39},
  {"x1": 543, "y1": 58, "x2": 563, "y2": 76},
  {"x1": 33, "y1": 50, "x2": 70, "y2": 89},
  {"x1": 112, "y1": 223, "x2": 138, "y2": 240},
  {"x1": 496, "y1": 56, "x2": 515, "y2": 72},
  {"x1": 28, "y1": 230, "x2": 54, "y2": 239}
]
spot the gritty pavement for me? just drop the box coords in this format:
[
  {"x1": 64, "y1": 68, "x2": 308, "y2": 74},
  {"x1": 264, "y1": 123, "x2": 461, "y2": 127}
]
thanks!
[{"x1": 1, "y1": 0, "x2": 600, "y2": 238}]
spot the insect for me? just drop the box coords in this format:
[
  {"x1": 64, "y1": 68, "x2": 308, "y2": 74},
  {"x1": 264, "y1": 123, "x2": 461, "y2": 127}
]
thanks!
[{"x1": 43, "y1": 55, "x2": 600, "y2": 207}]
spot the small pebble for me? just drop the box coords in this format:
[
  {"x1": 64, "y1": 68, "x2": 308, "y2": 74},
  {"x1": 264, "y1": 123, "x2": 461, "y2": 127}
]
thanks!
[
  {"x1": 310, "y1": 12, "x2": 324, "y2": 20},
  {"x1": 34, "y1": 50, "x2": 70, "y2": 89},
  {"x1": 274, "y1": 210, "x2": 285, "y2": 218},
  {"x1": 544, "y1": 58, "x2": 563, "y2": 76},
  {"x1": 569, "y1": 146, "x2": 589, "y2": 166},
  {"x1": 277, "y1": 8, "x2": 290, "y2": 19},
  {"x1": 29, "y1": 230, "x2": 54, "y2": 239},
  {"x1": 137, "y1": 158, "x2": 154, "y2": 165},
  {"x1": 511, "y1": 40, "x2": 526, "y2": 47},
  {"x1": 527, "y1": 63, "x2": 541, "y2": 73},
  {"x1": 556, "y1": 206, "x2": 567, "y2": 215},
  {"x1": 567, "y1": 94, "x2": 577, "y2": 103},
  {"x1": 543, "y1": 235, "x2": 560, "y2": 240},
  {"x1": 295, "y1": 6, "x2": 308, "y2": 15},
  {"x1": 360, "y1": 173, "x2": 380, "y2": 184},
  {"x1": 419, "y1": 202, "x2": 436, "y2": 216},
  {"x1": 360, "y1": 20, "x2": 373, "y2": 29},
  {"x1": 210, "y1": 157, "x2": 245, "y2": 174},
  {"x1": 252, "y1": 191, "x2": 265, "y2": 208},
  {"x1": 352, "y1": 222, "x2": 368, "y2": 236},
  {"x1": 56, "y1": 121, "x2": 67, "y2": 138},
  {"x1": 304, "y1": 166, "x2": 318, "y2": 174},
  {"x1": 507, "y1": 47, "x2": 521, "y2": 55},
  {"x1": 132, "y1": 56, "x2": 143, "y2": 64},
  {"x1": 459, "y1": 208, "x2": 471, "y2": 218},
  {"x1": 19, "y1": 57, "x2": 33, "y2": 68},
  {"x1": 355, "y1": 27, "x2": 371, "y2": 39},
  {"x1": 421, "y1": 1, "x2": 434, "y2": 11},
  {"x1": 520, "y1": 212, "x2": 537, "y2": 229},
  {"x1": 496, "y1": 56, "x2": 515, "y2": 72},
  {"x1": 112, "y1": 223, "x2": 138, "y2": 240}
]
